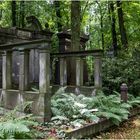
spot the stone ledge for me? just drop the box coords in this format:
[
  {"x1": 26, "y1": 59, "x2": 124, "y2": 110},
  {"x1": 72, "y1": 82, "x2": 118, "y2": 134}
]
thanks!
[
  {"x1": 51, "y1": 85, "x2": 95, "y2": 96},
  {"x1": 65, "y1": 107, "x2": 140, "y2": 138}
]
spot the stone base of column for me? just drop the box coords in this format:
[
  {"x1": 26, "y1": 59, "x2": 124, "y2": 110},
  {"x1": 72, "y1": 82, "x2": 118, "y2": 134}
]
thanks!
[
  {"x1": 34, "y1": 94, "x2": 52, "y2": 123},
  {"x1": 1, "y1": 90, "x2": 19, "y2": 109}
]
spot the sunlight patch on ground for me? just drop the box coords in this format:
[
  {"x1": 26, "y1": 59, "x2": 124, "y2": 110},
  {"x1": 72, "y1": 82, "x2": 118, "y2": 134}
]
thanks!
[
  {"x1": 133, "y1": 118, "x2": 140, "y2": 127},
  {"x1": 96, "y1": 115, "x2": 140, "y2": 139}
]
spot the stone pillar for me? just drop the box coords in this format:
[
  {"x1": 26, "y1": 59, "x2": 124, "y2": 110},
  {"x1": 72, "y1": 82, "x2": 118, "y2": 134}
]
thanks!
[
  {"x1": 38, "y1": 44, "x2": 51, "y2": 122},
  {"x1": 63, "y1": 58, "x2": 67, "y2": 85},
  {"x1": 60, "y1": 57, "x2": 67, "y2": 86},
  {"x1": 2, "y1": 51, "x2": 12, "y2": 89},
  {"x1": 80, "y1": 57, "x2": 84, "y2": 86},
  {"x1": 94, "y1": 54, "x2": 102, "y2": 88},
  {"x1": 2, "y1": 51, "x2": 12, "y2": 109},
  {"x1": 75, "y1": 57, "x2": 84, "y2": 86},
  {"x1": 120, "y1": 83, "x2": 128, "y2": 102},
  {"x1": 50, "y1": 57, "x2": 53, "y2": 84},
  {"x1": 76, "y1": 57, "x2": 81, "y2": 86},
  {"x1": 75, "y1": 57, "x2": 84, "y2": 94},
  {"x1": 19, "y1": 50, "x2": 29, "y2": 91}
]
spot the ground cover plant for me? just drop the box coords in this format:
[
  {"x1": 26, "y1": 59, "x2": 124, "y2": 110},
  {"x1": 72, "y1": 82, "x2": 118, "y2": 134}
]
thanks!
[
  {"x1": 0, "y1": 88, "x2": 140, "y2": 139},
  {"x1": 40, "y1": 87, "x2": 140, "y2": 139},
  {"x1": 0, "y1": 102, "x2": 39, "y2": 139}
]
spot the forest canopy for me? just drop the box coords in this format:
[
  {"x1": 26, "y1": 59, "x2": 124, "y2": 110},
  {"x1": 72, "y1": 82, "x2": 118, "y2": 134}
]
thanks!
[{"x1": 0, "y1": 0, "x2": 140, "y2": 54}]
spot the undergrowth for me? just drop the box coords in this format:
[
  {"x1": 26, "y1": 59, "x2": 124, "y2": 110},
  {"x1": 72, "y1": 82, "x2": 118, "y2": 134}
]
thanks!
[
  {"x1": 51, "y1": 88, "x2": 140, "y2": 126},
  {"x1": 0, "y1": 88, "x2": 140, "y2": 139},
  {"x1": 0, "y1": 102, "x2": 38, "y2": 139}
]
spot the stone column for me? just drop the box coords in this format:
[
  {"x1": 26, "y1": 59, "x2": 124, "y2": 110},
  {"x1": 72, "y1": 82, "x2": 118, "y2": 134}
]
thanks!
[
  {"x1": 75, "y1": 57, "x2": 84, "y2": 94},
  {"x1": 120, "y1": 83, "x2": 128, "y2": 102},
  {"x1": 76, "y1": 57, "x2": 81, "y2": 86},
  {"x1": 19, "y1": 50, "x2": 29, "y2": 91},
  {"x1": 2, "y1": 51, "x2": 12, "y2": 89},
  {"x1": 80, "y1": 57, "x2": 84, "y2": 86},
  {"x1": 63, "y1": 58, "x2": 67, "y2": 85},
  {"x1": 60, "y1": 57, "x2": 67, "y2": 86},
  {"x1": 75, "y1": 57, "x2": 84, "y2": 87},
  {"x1": 2, "y1": 51, "x2": 12, "y2": 109},
  {"x1": 94, "y1": 54, "x2": 102, "y2": 88},
  {"x1": 38, "y1": 44, "x2": 51, "y2": 122}
]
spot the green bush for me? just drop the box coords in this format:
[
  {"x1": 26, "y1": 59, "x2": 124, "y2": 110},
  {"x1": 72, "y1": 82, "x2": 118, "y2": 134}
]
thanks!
[{"x1": 102, "y1": 51, "x2": 140, "y2": 96}]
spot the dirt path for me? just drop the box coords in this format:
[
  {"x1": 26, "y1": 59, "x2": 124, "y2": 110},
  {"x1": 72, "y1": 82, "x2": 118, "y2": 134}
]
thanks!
[{"x1": 95, "y1": 115, "x2": 140, "y2": 139}]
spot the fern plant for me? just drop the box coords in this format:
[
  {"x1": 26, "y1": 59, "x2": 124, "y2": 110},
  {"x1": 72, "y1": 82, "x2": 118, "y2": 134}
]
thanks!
[
  {"x1": 51, "y1": 87, "x2": 99, "y2": 123},
  {"x1": 0, "y1": 121, "x2": 30, "y2": 139},
  {"x1": 128, "y1": 94, "x2": 140, "y2": 107},
  {"x1": 51, "y1": 88, "x2": 140, "y2": 126},
  {"x1": 0, "y1": 102, "x2": 38, "y2": 139}
]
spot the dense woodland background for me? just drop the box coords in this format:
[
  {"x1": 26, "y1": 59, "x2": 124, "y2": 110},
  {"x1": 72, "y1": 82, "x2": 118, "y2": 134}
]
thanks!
[{"x1": 0, "y1": 1, "x2": 140, "y2": 52}]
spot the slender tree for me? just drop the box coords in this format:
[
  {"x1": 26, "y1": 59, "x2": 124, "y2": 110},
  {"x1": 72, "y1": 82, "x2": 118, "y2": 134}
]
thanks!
[
  {"x1": 54, "y1": 1, "x2": 63, "y2": 84},
  {"x1": 0, "y1": 1, "x2": 2, "y2": 21},
  {"x1": 19, "y1": 1, "x2": 25, "y2": 28},
  {"x1": 54, "y1": 1, "x2": 62, "y2": 32},
  {"x1": 71, "y1": 1, "x2": 81, "y2": 51},
  {"x1": 117, "y1": 0, "x2": 128, "y2": 48},
  {"x1": 97, "y1": 1, "x2": 105, "y2": 50},
  {"x1": 70, "y1": 1, "x2": 81, "y2": 85},
  {"x1": 109, "y1": 2, "x2": 118, "y2": 56},
  {"x1": 11, "y1": 0, "x2": 17, "y2": 27}
]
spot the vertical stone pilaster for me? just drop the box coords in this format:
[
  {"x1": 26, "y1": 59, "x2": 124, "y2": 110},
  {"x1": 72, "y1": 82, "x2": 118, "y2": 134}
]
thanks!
[
  {"x1": 94, "y1": 54, "x2": 102, "y2": 88},
  {"x1": 38, "y1": 45, "x2": 51, "y2": 122},
  {"x1": 63, "y1": 58, "x2": 67, "y2": 85},
  {"x1": 75, "y1": 57, "x2": 83, "y2": 94},
  {"x1": 80, "y1": 57, "x2": 84, "y2": 86},
  {"x1": 2, "y1": 51, "x2": 12, "y2": 109},
  {"x1": 60, "y1": 57, "x2": 64, "y2": 86},
  {"x1": 19, "y1": 50, "x2": 29, "y2": 91},
  {"x1": 39, "y1": 49, "x2": 50, "y2": 93},
  {"x1": 76, "y1": 57, "x2": 81, "y2": 86},
  {"x1": 60, "y1": 57, "x2": 67, "y2": 86},
  {"x1": 2, "y1": 51, "x2": 12, "y2": 89},
  {"x1": 50, "y1": 57, "x2": 53, "y2": 84}
]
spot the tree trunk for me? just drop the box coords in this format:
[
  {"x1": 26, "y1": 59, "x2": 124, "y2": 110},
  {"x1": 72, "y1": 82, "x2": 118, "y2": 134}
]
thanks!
[
  {"x1": 99, "y1": 6, "x2": 104, "y2": 50},
  {"x1": 0, "y1": 1, "x2": 2, "y2": 21},
  {"x1": 54, "y1": 1, "x2": 63, "y2": 84},
  {"x1": 117, "y1": 0, "x2": 128, "y2": 48},
  {"x1": 54, "y1": 1, "x2": 62, "y2": 32},
  {"x1": 109, "y1": 2, "x2": 118, "y2": 56},
  {"x1": 96, "y1": 1, "x2": 104, "y2": 50},
  {"x1": 70, "y1": 1, "x2": 81, "y2": 85},
  {"x1": 11, "y1": 0, "x2": 16, "y2": 27},
  {"x1": 19, "y1": 1, "x2": 25, "y2": 28},
  {"x1": 71, "y1": 1, "x2": 81, "y2": 51}
]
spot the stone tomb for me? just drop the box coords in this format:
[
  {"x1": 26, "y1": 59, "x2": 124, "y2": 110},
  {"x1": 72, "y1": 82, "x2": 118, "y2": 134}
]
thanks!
[
  {"x1": 0, "y1": 18, "x2": 53, "y2": 122},
  {"x1": 0, "y1": 16, "x2": 103, "y2": 123}
]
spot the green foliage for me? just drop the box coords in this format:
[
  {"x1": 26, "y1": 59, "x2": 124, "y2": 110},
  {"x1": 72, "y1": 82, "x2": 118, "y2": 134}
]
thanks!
[
  {"x1": 0, "y1": 1, "x2": 140, "y2": 52},
  {"x1": 102, "y1": 51, "x2": 140, "y2": 96},
  {"x1": 128, "y1": 94, "x2": 140, "y2": 107},
  {"x1": 0, "y1": 102, "x2": 38, "y2": 139},
  {"x1": 51, "y1": 87, "x2": 99, "y2": 123},
  {"x1": 82, "y1": 92, "x2": 131, "y2": 125},
  {"x1": 51, "y1": 88, "x2": 140, "y2": 126},
  {"x1": 0, "y1": 121, "x2": 30, "y2": 139}
]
